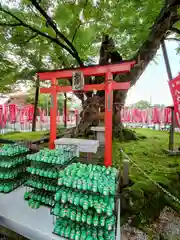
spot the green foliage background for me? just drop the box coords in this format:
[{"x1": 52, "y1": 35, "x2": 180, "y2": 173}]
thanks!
[{"x1": 1, "y1": 0, "x2": 178, "y2": 91}]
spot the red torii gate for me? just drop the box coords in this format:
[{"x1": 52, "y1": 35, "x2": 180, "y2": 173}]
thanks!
[{"x1": 37, "y1": 61, "x2": 135, "y2": 166}]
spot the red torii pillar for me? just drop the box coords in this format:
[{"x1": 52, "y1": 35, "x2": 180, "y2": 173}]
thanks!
[{"x1": 37, "y1": 61, "x2": 135, "y2": 166}]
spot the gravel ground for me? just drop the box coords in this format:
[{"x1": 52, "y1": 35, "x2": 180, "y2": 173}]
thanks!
[
  {"x1": 151, "y1": 207, "x2": 180, "y2": 239},
  {"x1": 121, "y1": 224, "x2": 148, "y2": 240},
  {"x1": 121, "y1": 207, "x2": 180, "y2": 240}
]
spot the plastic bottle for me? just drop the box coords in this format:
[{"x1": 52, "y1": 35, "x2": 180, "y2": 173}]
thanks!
[
  {"x1": 65, "y1": 226, "x2": 71, "y2": 238},
  {"x1": 100, "y1": 216, "x2": 106, "y2": 227},
  {"x1": 93, "y1": 215, "x2": 99, "y2": 227},
  {"x1": 70, "y1": 209, "x2": 76, "y2": 221},
  {"x1": 86, "y1": 213, "x2": 93, "y2": 225},
  {"x1": 74, "y1": 194, "x2": 80, "y2": 206},
  {"x1": 76, "y1": 210, "x2": 81, "y2": 222},
  {"x1": 61, "y1": 191, "x2": 67, "y2": 203},
  {"x1": 81, "y1": 212, "x2": 87, "y2": 223},
  {"x1": 75, "y1": 229, "x2": 81, "y2": 240},
  {"x1": 106, "y1": 205, "x2": 113, "y2": 216},
  {"x1": 70, "y1": 228, "x2": 76, "y2": 239},
  {"x1": 83, "y1": 196, "x2": 89, "y2": 210},
  {"x1": 92, "y1": 228, "x2": 97, "y2": 238},
  {"x1": 92, "y1": 181, "x2": 98, "y2": 192}
]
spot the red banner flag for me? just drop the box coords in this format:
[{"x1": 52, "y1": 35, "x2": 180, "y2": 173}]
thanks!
[
  {"x1": 3, "y1": 105, "x2": 8, "y2": 127},
  {"x1": 168, "y1": 74, "x2": 180, "y2": 127},
  {"x1": 9, "y1": 104, "x2": 17, "y2": 123},
  {"x1": 0, "y1": 105, "x2": 3, "y2": 127}
]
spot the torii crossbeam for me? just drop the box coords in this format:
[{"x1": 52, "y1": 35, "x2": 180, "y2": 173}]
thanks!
[{"x1": 37, "y1": 61, "x2": 136, "y2": 166}]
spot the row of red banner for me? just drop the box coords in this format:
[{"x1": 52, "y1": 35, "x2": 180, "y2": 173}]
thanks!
[
  {"x1": 0, "y1": 104, "x2": 79, "y2": 127},
  {"x1": 121, "y1": 107, "x2": 172, "y2": 124},
  {"x1": 0, "y1": 104, "x2": 175, "y2": 127}
]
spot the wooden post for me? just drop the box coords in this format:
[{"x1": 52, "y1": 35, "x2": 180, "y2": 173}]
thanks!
[
  {"x1": 32, "y1": 77, "x2": 40, "y2": 132},
  {"x1": 123, "y1": 159, "x2": 129, "y2": 186},
  {"x1": 161, "y1": 39, "x2": 174, "y2": 151},
  {"x1": 169, "y1": 107, "x2": 175, "y2": 151}
]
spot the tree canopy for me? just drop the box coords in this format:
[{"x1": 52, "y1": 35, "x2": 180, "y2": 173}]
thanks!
[
  {"x1": 0, "y1": 0, "x2": 179, "y2": 91},
  {"x1": 129, "y1": 100, "x2": 166, "y2": 109}
]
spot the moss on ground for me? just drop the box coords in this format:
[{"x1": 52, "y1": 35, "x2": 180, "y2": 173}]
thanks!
[
  {"x1": 0, "y1": 131, "x2": 49, "y2": 141},
  {"x1": 0, "y1": 126, "x2": 65, "y2": 141},
  {"x1": 113, "y1": 129, "x2": 180, "y2": 227}
]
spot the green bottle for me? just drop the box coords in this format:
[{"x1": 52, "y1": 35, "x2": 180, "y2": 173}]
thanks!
[
  {"x1": 54, "y1": 206, "x2": 60, "y2": 215},
  {"x1": 76, "y1": 211, "x2": 81, "y2": 222},
  {"x1": 92, "y1": 229, "x2": 97, "y2": 238},
  {"x1": 72, "y1": 179, "x2": 77, "y2": 189},
  {"x1": 61, "y1": 191, "x2": 67, "y2": 203},
  {"x1": 55, "y1": 191, "x2": 61, "y2": 201},
  {"x1": 92, "y1": 181, "x2": 98, "y2": 192},
  {"x1": 24, "y1": 192, "x2": 30, "y2": 200},
  {"x1": 103, "y1": 185, "x2": 109, "y2": 196},
  {"x1": 82, "y1": 180, "x2": 87, "y2": 191},
  {"x1": 96, "y1": 202, "x2": 102, "y2": 214},
  {"x1": 88, "y1": 195, "x2": 93, "y2": 208},
  {"x1": 86, "y1": 236, "x2": 93, "y2": 240},
  {"x1": 80, "y1": 231, "x2": 87, "y2": 240},
  {"x1": 75, "y1": 230, "x2": 81, "y2": 240},
  {"x1": 86, "y1": 214, "x2": 92, "y2": 225},
  {"x1": 83, "y1": 197, "x2": 89, "y2": 210},
  {"x1": 100, "y1": 216, "x2": 105, "y2": 227},
  {"x1": 98, "y1": 182, "x2": 104, "y2": 194},
  {"x1": 66, "y1": 207, "x2": 71, "y2": 218},
  {"x1": 58, "y1": 178, "x2": 63, "y2": 186},
  {"x1": 79, "y1": 195, "x2": 84, "y2": 206},
  {"x1": 86, "y1": 227, "x2": 92, "y2": 237},
  {"x1": 93, "y1": 215, "x2": 99, "y2": 227},
  {"x1": 70, "y1": 229, "x2": 76, "y2": 239},
  {"x1": 70, "y1": 209, "x2": 76, "y2": 221},
  {"x1": 106, "y1": 205, "x2": 113, "y2": 216},
  {"x1": 4, "y1": 185, "x2": 10, "y2": 193},
  {"x1": 0, "y1": 185, "x2": 3, "y2": 192},
  {"x1": 65, "y1": 226, "x2": 71, "y2": 238},
  {"x1": 67, "y1": 190, "x2": 72, "y2": 202},
  {"x1": 81, "y1": 212, "x2": 87, "y2": 223},
  {"x1": 60, "y1": 226, "x2": 65, "y2": 237},
  {"x1": 98, "y1": 229, "x2": 104, "y2": 237},
  {"x1": 74, "y1": 194, "x2": 80, "y2": 206},
  {"x1": 54, "y1": 225, "x2": 59, "y2": 234},
  {"x1": 60, "y1": 208, "x2": 66, "y2": 218}
]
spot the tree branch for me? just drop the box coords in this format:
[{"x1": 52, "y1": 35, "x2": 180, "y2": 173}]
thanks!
[
  {"x1": 24, "y1": 33, "x2": 39, "y2": 43},
  {"x1": 171, "y1": 27, "x2": 180, "y2": 35},
  {"x1": 0, "y1": 7, "x2": 80, "y2": 61},
  {"x1": 29, "y1": 0, "x2": 83, "y2": 66},
  {"x1": 72, "y1": 0, "x2": 88, "y2": 43},
  {"x1": 0, "y1": 22, "x2": 22, "y2": 27},
  {"x1": 166, "y1": 37, "x2": 180, "y2": 42},
  {"x1": 72, "y1": 23, "x2": 81, "y2": 43}
]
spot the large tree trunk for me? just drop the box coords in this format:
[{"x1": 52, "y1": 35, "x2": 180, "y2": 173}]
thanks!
[{"x1": 73, "y1": 35, "x2": 137, "y2": 141}]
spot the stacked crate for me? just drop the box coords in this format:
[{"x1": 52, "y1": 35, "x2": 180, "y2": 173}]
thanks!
[
  {"x1": 0, "y1": 144, "x2": 29, "y2": 193},
  {"x1": 52, "y1": 162, "x2": 119, "y2": 240},
  {"x1": 24, "y1": 146, "x2": 77, "y2": 209}
]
